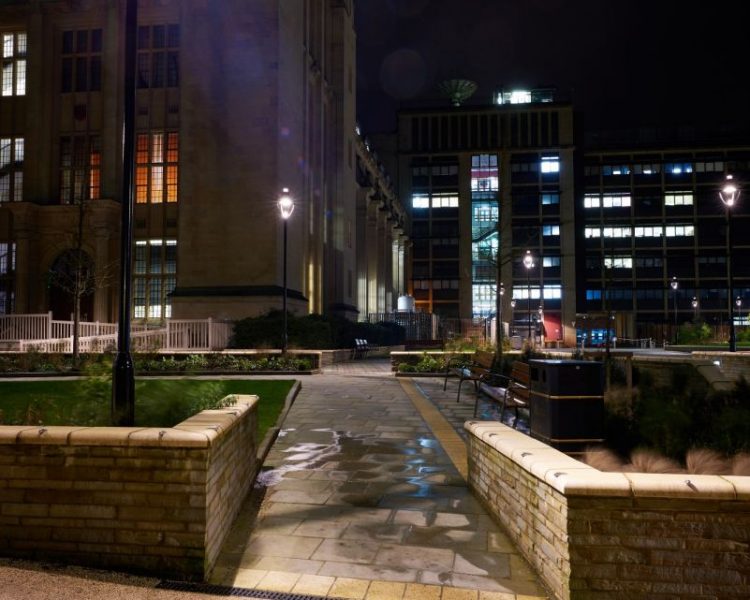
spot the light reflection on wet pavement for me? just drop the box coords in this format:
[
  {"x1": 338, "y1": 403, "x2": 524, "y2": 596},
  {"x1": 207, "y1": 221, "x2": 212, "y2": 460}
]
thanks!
[{"x1": 211, "y1": 363, "x2": 547, "y2": 598}]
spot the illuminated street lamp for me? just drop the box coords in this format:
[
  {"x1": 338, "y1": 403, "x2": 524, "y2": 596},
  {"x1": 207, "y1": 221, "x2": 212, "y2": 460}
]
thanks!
[
  {"x1": 496, "y1": 283, "x2": 505, "y2": 353},
  {"x1": 720, "y1": 175, "x2": 740, "y2": 352},
  {"x1": 670, "y1": 276, "x2": 679, "y2": 343},
  {"x1": 692, "y1": 296, "x2": 699, "y2": 322},
  {"x1": 510, "y1": 298, "x2": 516, "y2": 335},
  {"x1": 523, "y1": 251, "x2": 535, "y2": 345},
  {"x1": 278, "y1": 189, "x2": 294, "y2": 354}
]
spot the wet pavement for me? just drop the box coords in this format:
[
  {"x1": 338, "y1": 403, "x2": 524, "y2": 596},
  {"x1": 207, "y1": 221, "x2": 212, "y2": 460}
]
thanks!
[{"x1": 209, "y1": 360, "x2": 548, "y2": 599}]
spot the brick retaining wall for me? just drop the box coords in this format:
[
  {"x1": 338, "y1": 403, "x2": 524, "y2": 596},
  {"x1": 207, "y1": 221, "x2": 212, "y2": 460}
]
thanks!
[
  {"x1": 466, "y1": 421, "x2": 750, "y2": 600},
  {"x1": 0, "y1": 395, "x2": 258, "y2": 580}
]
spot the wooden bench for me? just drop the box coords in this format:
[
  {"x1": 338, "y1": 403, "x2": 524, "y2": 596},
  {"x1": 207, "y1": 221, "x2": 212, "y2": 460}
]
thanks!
[
  {"x1": 443, "y1": 350, "x2": 495, "y2": 405},
  {"x1": 478, "y1": 361, "x2": 530, "y2": 426}
]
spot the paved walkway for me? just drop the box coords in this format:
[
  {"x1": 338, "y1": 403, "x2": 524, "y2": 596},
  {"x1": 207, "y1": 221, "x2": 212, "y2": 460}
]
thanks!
[{"x1": 209, "y1": 360, "x2": 548, "y2": 599}]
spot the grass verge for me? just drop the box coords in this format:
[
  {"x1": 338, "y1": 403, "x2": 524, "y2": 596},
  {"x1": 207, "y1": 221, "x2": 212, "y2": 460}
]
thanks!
[{"x1": 0, "y1": 379, "x2": 294, "y2": 441}]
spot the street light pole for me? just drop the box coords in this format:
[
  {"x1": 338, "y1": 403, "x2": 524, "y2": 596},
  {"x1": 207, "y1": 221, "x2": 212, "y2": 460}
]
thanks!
[
  {"x1": 510, "y1": 299, "x2": 516, "y2": 336},
  {"x1": 692, "y1": 297, "x2": 699, "y2": 322},
  {"x1": 112, "y1": 0, "x2": 138, "y2": 426},
  {"x1": 278, "y1": 189, "x2": 294, "y2": 354},
  {"x1": 523, "y1": 251, "x2": 534, "y2": 347},
  {"x1": 670, "y1": 276, "x2": 679, "y2": 344},
  {"x1": 720, "y1": 175, "x2": 740, "y2": 352},
  {"x1": 495, "y1": 283, "x2": 504, "y2": 356}
]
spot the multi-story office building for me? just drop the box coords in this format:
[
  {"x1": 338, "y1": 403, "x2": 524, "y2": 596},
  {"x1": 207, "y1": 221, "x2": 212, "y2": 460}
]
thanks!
[
  {"x1": 582, "y1": 137, "x2": 750, "y2": 340},
  {"x1": 395, "y1": 91, "x2": 750, "y2": 345},
  {"x1": 396, "y1": 89, "x2": 578, "y2": 345},
  {"x1": 0, "y1": 0, "x2": 405, "y2": 324}
]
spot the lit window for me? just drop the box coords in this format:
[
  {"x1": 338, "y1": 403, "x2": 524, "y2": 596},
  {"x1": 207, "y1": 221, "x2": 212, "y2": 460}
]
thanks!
[
  {"x1": 633, "y1": 163, "x2": 661, "y2": 175},
  {"x1": 543, "y1": 285, "x2": 562, "y2": 299},
  {"x1": 412, "y1": 194, "x2": 429, "y2": 209},
  {"x1": 666, "y1": 162, "x2": 693, "y2": 175},
  {"x1": 472, "y1": 283, "x2": 496, "y2": 318},
  {"x1": 471, "y1": 154, "x2": 499, "y2": 192},
  {"x1": 541, "y1": 193, "x2": 559, "y2": 205},
  {"x1": 584, "y1": 194, "x2": 600, "y2": 208},
  {"x1": 602, "y1": 226, "x2": 632, "y2": 238},
  {"x1": 664, "y1": 191, "x2": 693, "y2": 206},
  {"x1": 0, "y1": 137, "x2": 23, "y2": 202},
  {"x1": 135, "y1": 132, "x2": 179, "y2": 204},
  {"x1": 602, "y1": 165, "x2": 631, "y2": 176},
  {"x1": 602, "y1": 194, "x2": 631, "y2": 208},
  {"x1": 541, "y1": 155, "x2": 560, "y2": 173},
  {"x1": 543, "y1": 256, "x2": 561, "y2": 267},
  {"x1": 2, "y1": 32, "x2": 26, "y2": 96},
  {"x1": 665, "y1": 224, "x2": 695, "y2": 237},
  {"x1": 604, "y1": 256, "x2": 633, "y2": 269},
  {"x1": 133, "y1": 239, "x2": 176, "y2": 320},
  {"x1": 0, "y1": 241, "x2": 15, "y2": 314},
  {"x1": 634, "y1": 226, "x2": 664, "y2": 237},
  {"x1": 431, "y1": 193, "x2": 459, "y2": 208},
  {"x1": 496, "y1": 90, "x2": 532, "y2": 104},
  {"x1": 472, "y1": 202, "x2": 498, "y2": 222},
  {"x1": 542, "y1": 224, "x2": 560, "y2": 236},
  {"x1": 585, "y1": 227, "x2": 601, "y2": 238},
  {"x1": 586, "y1": 289, "x2": 602, "y2": 300},
  {"x1": 512, "y1": 286, "x2": 541, "y2": 300}
]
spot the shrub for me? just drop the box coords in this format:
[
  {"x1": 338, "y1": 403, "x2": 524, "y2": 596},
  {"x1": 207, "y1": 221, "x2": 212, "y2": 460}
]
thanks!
[{"x1": 676, "y1": 321, "x2": 712, "y2": 344}]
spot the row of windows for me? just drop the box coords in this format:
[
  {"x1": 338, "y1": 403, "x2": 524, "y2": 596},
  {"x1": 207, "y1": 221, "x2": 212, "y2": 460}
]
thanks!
[
  {"x1": 585, "y1": 225, "x2": 695, "y2": 238},
  {"x1": 1, "y1": 132, "x2": 178, "y2": 205},
  {"x1": 0, "y1": 137, "x2": 23, "y2": 203},
  {"x1": 586, "y1": 288, "x2": 743, "y2": 301},
  {"x1": 2, "y1": 32, "x2": 26, "y2": 97},
  {"x1": 0, "y1": 241, "x2": 14, "y2": 315},
  {"x1": 412, "y1": 192, "x2": 459, "y2": 209},
  {"x1": 584, "y1": 193, "x2": 631, "y2": 208},
  {"x1": 512, "y1": 285, "x2": 563, "y2": 300},
  {"x1": 584, "y1": 192, "x2": 695, "y2": 208},
  {"x1": 588, "y1": 255, "x2": 735, "y2": 269},
  {"x1": 584, "y1": 161, "x2": 724, "y2": 176}
]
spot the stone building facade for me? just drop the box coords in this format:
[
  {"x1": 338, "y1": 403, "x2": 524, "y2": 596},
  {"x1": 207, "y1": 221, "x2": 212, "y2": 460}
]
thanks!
[{"x1": 0, "y1": 0, "x2": 405, "y2": 324}]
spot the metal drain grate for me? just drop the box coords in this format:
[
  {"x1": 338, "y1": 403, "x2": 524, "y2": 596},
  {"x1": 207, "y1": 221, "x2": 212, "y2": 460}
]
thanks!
[{"x1": 157, "y1": 580, "x2": 346, "y2": 600}]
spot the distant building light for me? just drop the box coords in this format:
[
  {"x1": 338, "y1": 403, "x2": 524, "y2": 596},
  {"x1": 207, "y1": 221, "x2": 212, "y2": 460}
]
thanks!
[{"x1": 541, "y1": 155, "x2": 560, "y2": 173}]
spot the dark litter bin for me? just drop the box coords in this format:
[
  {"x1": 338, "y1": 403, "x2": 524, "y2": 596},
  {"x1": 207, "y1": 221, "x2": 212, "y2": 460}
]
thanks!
[{"x1": 528, "y1": 359, "x2": 604, "y2": 451}]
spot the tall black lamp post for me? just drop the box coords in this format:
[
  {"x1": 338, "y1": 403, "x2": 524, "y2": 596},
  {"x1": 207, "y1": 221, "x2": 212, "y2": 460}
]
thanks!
[
  {"x1": 692, "y1": 297, "x2": 699, "y2": 322},
  {"x1": 278, "y1": 189, "x2": 294, "y2": 354},
  {"x1": 670, "y1": 276, "x2": 679, "y2": 343},
  {"x1": 523, "y1": 250, "x2": 535, "y2": 346},
  {"x1": 720, "y1": 175, "x2": 740, "y2": 352},
  {"x1": 112, "y1": 0, "x2": 138, "y2": 426},
  {"x1": 510, "y1": 299, "x2": 516, "y2": 336}
]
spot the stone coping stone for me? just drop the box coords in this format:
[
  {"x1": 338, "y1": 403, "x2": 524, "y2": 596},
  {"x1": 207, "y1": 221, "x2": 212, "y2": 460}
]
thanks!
[
  {"x1": 465, "y1": 420, "x2": 749, "y2": 500},
  {"x1": 0, "y1": 394, "x2": 258, "y2": 449}
]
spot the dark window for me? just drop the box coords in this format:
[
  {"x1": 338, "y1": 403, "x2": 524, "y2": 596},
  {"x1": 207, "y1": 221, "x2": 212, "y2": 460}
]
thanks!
[
  {"x1": 61, "y1": 29, "x2": 102, "y2": 93},
  {"x1": 137, "y1": 24, "x2": 180, "y2": 89}
]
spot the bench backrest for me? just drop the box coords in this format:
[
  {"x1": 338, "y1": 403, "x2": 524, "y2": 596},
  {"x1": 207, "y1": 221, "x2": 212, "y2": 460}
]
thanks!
[
  {"x1": 474, "y1": 350, "x2": 495, "y2": 370},
  {"x1": 510, "y1": 361, "x2": 530, "y2": 385}
]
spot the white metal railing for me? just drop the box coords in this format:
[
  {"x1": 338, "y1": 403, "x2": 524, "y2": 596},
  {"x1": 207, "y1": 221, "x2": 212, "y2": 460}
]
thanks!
[
  {"x1": 8, "y1": 316, "x2": 232, "y2": 352},
  {"x1": 0, "y1": 312, "x2": 53, "y2": 341}
]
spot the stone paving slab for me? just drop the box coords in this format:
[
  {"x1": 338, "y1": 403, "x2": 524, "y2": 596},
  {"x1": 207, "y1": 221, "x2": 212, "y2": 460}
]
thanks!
[{"x1": 210, "y1": 361, "x2": 549, "y2": 599}]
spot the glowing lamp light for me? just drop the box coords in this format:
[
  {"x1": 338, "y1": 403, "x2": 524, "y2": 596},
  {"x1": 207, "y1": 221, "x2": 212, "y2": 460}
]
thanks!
[
  {"x1": 278, "y1": 188, "x2": 295, "y2": 219},
  {"x1": 720, "y1": 175, "x2": 740, "y2": 208},
  {"x1": 523, "y1": 250, "x2": 535, "y2": 270}
]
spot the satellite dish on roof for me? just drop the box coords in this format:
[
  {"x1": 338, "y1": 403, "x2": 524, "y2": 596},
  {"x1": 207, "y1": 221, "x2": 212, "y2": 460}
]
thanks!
[{"x1": 439, "y1": 79, "x2": 478, "y2": 107}]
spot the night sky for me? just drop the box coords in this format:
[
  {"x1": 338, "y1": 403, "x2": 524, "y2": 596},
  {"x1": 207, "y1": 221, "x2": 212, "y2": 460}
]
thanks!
[{"x1": 356, "y1": 0, "x2": 750, "y2": 136}]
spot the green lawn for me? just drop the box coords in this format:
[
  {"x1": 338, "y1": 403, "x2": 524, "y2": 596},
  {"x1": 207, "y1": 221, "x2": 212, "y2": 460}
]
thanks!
[{"x1": 0, "y1": 379, "x2": 294, "y2": 440}]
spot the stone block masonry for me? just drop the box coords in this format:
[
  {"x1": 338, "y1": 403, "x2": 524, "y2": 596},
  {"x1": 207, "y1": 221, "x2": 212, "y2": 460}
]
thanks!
[
  {"x1": 465, "y1": 421, "x2": 750, "y2": 600},
  {"x1": 0, "y1": 395, "x2": 258, "y2": 580}
]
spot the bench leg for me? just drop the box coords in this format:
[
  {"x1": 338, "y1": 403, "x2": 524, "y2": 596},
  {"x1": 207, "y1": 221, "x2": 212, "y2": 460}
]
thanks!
[
  {"x1": 456, "y1": 378, "x2": 465, "y2": 403},
  {"x1": 443, "y1": 372, "x2": 449, "y2": 391}
]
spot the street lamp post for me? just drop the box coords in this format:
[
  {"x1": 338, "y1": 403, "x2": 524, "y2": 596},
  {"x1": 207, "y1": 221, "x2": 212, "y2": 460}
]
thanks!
[
  {"x1": 496, "y1": 283, "x2": 505, "y2": 355},
  {"x1": 112, "y1": 0, "x2": 138, "y2": 426},
  {"x1": 278, "y1": 189, "x2": 294, "y2": 354},
  {"x1": 692, "y1": 297, "x2": 699, "y2": 322},
  {"x1": 670, "y1": 276, "x2": 679, "y2": 343},
  {"x1": 523, "y1": 251, "x2": 535, "y2": 346},
  {"x1": 737, "y1": 297, "x2": 743, "y2": 331},
  {"x1": 510, "y1": 299, "x2": 516, "y2": 336},
  {"x1": 720, "y1": 175, "x2": 740, "y2": 352}
]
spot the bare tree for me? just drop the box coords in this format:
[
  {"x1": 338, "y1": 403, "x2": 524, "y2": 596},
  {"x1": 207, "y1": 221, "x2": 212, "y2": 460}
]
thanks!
[{"x1": 48, "y1": 198, "x2": 115, "y2": 364}]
